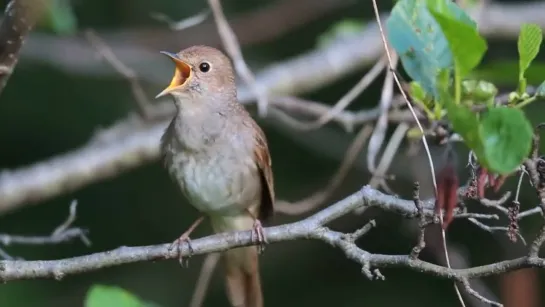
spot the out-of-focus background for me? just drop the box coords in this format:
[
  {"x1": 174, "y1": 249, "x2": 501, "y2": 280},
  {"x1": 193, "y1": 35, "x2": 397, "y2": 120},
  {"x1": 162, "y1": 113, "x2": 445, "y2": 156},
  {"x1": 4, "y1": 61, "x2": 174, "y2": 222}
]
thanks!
[{"x1": 0, "y1": 0, "x2": 544, "y2": 306}]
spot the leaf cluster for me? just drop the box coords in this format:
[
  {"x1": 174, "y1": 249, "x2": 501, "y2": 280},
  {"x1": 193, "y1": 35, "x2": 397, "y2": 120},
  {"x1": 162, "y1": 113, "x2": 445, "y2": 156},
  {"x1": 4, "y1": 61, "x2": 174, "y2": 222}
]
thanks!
[{"x1": 386, "y1": 0, "x2": 544, "y2": 175}]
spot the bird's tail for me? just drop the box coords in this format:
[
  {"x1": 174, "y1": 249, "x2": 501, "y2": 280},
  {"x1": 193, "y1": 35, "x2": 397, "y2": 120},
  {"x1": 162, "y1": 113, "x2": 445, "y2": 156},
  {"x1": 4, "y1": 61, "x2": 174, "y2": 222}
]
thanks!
[{"x1": 211, "y1": 214, "x2": 263, "y2": 307}]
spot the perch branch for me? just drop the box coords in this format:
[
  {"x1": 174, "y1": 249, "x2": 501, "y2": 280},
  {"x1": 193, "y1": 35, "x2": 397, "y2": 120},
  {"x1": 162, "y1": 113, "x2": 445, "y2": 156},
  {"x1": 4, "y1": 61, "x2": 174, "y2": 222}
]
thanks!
[{"x1": 1, "y1": 186, "x2": 544, "y2": 287}]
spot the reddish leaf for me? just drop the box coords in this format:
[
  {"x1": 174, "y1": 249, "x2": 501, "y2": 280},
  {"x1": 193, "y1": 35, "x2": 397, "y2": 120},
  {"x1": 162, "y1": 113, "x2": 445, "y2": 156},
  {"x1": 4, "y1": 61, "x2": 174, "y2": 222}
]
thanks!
[
  {"x1": 493, "y1": 174, "x2": 509, "y2": 193},
  {"x1": 435, "y1": 164, "x2": 459, "y2": 229},
  {"x1": 488, "y1": 172, "x2": 496, "y2": 189},
  {"x1": 477, "y1": 168, "x2": 487, "y2": 198}
]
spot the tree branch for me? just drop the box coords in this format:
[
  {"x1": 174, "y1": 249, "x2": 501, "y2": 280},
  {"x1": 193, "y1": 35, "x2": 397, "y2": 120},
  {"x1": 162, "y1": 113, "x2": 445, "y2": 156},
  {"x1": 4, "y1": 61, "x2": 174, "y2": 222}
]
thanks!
[{"x1": 1, "y1": 185, "x2": 543, "y2": 284}]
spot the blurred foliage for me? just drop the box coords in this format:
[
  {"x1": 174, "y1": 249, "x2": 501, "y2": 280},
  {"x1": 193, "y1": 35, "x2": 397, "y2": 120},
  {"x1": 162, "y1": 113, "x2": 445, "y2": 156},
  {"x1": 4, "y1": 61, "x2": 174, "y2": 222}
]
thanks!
[
  {"x1": 36, "y1": 0, "x2": 78, "y2": 35},
  {"x1": 85, "y1": 284, "x2": 161, "y2": 307}
]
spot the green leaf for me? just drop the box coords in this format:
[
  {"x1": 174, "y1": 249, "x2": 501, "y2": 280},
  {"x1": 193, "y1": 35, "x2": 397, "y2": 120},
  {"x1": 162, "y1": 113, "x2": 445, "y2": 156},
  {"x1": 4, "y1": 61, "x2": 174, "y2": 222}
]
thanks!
[
  {"x1": 437, "y1": 69, "x2": 484, "y2": 157},
  {"x1": 85, "y1": 285, "x2": 146, "y2": 307},
  {"x1": 429, "y1": 9, "x2": 487, "y2": 77},
  {"x1": 443, "y1": 98, "x2": 484, "y2": 158},
  {"x1": 409, "y1": 81, "x2": 428, "y2": 103},
  {"x1": 425, "y1": 0, "x2": 476, "y2": 28},
  {"x1": 479, "y1": 107, "x2": 533, "y2": 174},
  {"x1": 386, "y1": 0, "x2": 453, "y2": 97},
  {"x1": 518, "y1": 23, "x2": 543, "y2": 80}
]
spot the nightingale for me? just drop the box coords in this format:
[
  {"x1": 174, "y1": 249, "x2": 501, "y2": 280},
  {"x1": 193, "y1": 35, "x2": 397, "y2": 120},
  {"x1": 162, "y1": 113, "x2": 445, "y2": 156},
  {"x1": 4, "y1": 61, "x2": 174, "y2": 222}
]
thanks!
[{"x1": 155, "y1": 45, "x2": 275, "y2": 307}]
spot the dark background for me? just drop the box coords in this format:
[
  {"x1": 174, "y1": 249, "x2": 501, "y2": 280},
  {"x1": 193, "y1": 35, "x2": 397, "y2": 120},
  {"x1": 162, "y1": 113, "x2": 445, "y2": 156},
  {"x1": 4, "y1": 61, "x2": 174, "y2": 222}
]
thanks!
[{"x1": 0, "y1": 0, "x2": 543, "y2": 306}]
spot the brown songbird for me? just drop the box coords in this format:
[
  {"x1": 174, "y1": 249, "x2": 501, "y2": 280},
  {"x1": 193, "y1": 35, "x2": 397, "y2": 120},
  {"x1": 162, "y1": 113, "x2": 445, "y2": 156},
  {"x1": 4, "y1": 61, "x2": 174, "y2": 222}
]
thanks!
[{"x1": 156, "y1": 45, "x2": 275, "y2": 307}]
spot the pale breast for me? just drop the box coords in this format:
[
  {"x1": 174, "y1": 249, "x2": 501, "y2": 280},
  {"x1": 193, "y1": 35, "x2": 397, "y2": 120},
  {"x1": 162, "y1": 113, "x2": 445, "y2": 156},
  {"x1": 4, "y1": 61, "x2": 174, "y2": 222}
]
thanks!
[{"x1": 166, "y1": 148, "x2": 261, "y2": 216}]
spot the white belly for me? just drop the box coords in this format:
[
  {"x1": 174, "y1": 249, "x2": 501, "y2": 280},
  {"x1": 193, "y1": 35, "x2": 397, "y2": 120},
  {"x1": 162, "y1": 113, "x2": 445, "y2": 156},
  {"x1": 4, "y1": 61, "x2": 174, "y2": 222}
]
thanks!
[{"x1": 168, "y1": 151, "x2": 260, "y2": 216}]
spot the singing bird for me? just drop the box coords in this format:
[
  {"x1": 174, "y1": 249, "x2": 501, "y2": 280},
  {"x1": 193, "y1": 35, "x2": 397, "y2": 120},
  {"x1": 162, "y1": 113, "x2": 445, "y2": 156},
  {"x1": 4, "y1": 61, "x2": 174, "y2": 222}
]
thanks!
[{"x1": 156, "y1": 45, "x2": 274, "y2": 307}]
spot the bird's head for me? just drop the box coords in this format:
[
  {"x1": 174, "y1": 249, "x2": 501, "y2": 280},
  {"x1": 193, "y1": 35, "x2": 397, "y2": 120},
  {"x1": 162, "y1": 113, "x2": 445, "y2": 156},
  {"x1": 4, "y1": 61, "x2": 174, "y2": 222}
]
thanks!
[{"x1": 156, "y1": 45, "x2": 236, "y2": 102}]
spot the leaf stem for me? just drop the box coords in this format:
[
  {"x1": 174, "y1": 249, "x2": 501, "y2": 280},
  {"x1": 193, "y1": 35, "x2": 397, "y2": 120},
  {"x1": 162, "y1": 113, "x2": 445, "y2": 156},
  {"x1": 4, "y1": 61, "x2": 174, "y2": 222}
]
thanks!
[
  {"x1": 453, "y1": 62, "x2": 462, "y2": 105},
  {"x1": 515, "y1": 96, "x2": 537, "y2": 109}
]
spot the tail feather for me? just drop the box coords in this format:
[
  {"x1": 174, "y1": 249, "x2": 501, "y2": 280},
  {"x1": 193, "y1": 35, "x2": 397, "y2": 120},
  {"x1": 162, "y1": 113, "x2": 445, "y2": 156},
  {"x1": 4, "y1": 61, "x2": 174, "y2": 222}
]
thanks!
[
  {"x1": 224, "y1": 245, "x2": 263, "y2": 307},
  {"x1": 210, "y1": 213, "x2": 264, "y2": 307}
]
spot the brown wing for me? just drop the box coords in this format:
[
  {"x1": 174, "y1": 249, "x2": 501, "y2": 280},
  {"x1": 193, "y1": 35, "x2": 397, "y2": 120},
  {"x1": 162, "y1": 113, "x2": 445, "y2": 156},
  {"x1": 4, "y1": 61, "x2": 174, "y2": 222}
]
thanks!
[{"x1": 252, "y1": 122, "x2": 275, "y2": 223}]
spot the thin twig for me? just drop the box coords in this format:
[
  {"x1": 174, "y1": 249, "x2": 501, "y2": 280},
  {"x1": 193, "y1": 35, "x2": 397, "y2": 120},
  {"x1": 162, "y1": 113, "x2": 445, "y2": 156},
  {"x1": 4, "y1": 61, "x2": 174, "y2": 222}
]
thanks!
[
  {"x1": 367, "y1": 122, "x2": 408, "y2": 193},
  {"x1": 367, "y1": 53, "x2": 397, "y2": 173},
  {"x1": 0, "y1": 200, "x2": 90, "y2": 257},
  {"x1": 288, "y1": 56, "x2": 387, "y2": 131},
  {"x1": 151, "y1": 9, "x2": 210, "y2": 31},
  {"x1": 84, "y1": 30, "x2": 166, "y2": 121},
  {"x1": 460, "y1": 278, "x2": 502, "y2": 307},
  {"x1": 207, "y1": 0, "x2": 269, "y2": 117},
  {"x1": 410, "y1": 182, "x2": 427, "y2": 259},
  {"x1": 276, "y1": 124, "x2": 374, "y2": 215},
  {"x1": 467, "y1": 218, "x2": 526, "y2": 245}
]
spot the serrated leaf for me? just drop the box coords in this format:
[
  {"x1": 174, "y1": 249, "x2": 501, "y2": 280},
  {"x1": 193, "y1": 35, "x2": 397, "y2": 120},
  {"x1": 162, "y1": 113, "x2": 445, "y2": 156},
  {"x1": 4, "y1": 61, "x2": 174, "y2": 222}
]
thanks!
[
  {"x1": 386, "y1": 0, "x2": 453, "y2": 97},
  {"x1": 479, "y1": 107, "x2": 533, "y2": 174},
  {"x1": 518, "y1": 23, "x2": 543, "y2": 79},
  {"x1": 85, "y1": 285, "x2": 146, "y2": 307},
  {"x1": 429, "y1": 10, "x2": 487, "y2": 77}
]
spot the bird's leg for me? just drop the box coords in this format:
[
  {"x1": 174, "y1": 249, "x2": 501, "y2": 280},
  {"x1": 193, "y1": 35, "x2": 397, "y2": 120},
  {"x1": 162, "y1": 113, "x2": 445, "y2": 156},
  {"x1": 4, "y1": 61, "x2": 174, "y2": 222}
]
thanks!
[
  {"x1": 169, "y1": 216, "x2": 206, "y2": 267},
  {"x1": 246, "y1": 209, "x2": 267, "y2": 254}
]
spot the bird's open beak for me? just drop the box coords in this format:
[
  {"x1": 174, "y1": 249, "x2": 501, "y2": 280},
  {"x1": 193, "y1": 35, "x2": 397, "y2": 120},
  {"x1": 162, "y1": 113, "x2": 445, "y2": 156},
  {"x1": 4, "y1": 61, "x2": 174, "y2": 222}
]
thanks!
[{"x1": 156, "y1": 51, "x2": 192, "y2": 98}]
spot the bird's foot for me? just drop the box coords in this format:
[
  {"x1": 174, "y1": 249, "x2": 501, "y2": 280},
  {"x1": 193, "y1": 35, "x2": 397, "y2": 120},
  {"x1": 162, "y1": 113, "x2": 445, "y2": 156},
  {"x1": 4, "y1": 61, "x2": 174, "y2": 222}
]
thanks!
[
  {"x1": 250, "y1": 219, "x2": 267, "y2": 254},
  {"x1": 168, "y1": 216, "x2": 205, "y2": 267},
  {"x1": 169, "y1": 232, "x2": 194, "y2": 268}
]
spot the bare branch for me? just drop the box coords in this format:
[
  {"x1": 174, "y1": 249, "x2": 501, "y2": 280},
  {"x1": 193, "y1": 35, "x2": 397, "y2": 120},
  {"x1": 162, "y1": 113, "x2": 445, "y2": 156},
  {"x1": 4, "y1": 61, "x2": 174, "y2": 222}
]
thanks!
[
  {"x1": 207, "y1": 0, "x2": 268, "y2": 117},
  {"x1": 84, "y1": 30, "x2": 169, "y2": 121},
  {"x1": 460, "y1": 278, "x2": 502, "y2": 307},
  {"x1": 0, "y1": 185, "x2": 543, "y2": 302},
  {"x1": 276, "y1": 124, "x2": 374, "y2": 215},
  {"x1": 150, "y1": 9, "x2": 210, "y2": 31},
  {"x1": 410, "y1": 182, "x2": 427, "y2": 259},
  {"x1": 367, "y1": 53, "x2": 397, "y2": 173},
  {"x1": 0, "y1": 200, "x2": 90, "y2": 259},
  {"x1": 286, "y1": 56, "x2": 387, "y2": 131}
]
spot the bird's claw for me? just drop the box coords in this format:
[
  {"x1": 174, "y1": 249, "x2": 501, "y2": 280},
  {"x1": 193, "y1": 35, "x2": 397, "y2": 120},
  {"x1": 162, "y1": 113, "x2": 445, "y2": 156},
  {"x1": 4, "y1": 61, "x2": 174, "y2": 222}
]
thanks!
[
  {"x1": 168, "y1": 234, "x2": 194, "y2": 268},
  {"x1": 250, "y1": 219, "x2": 267, "y2": 254}
]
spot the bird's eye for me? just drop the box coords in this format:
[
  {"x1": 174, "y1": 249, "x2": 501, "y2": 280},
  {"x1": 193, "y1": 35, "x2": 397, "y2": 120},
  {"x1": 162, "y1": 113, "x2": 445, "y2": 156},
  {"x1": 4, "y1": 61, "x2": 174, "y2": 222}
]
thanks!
[{"x1": 199, "y1": 62, "x2": 211, "y2": 73}]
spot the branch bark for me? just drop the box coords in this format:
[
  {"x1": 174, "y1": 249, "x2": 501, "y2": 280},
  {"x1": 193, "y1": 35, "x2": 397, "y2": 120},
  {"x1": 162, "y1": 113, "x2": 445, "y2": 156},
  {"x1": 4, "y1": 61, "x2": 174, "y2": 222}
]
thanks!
[{"x1": 1, "y1": 185, "x2": 543, "y2": 284}]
